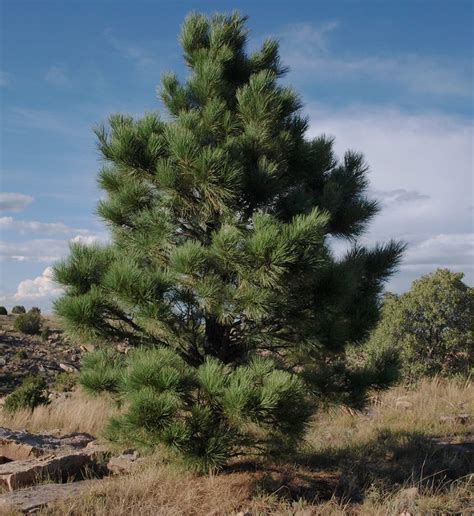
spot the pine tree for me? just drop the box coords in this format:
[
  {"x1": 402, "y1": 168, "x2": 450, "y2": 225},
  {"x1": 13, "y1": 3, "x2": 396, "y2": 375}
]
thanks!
[{"x1": 54, "y1": 12, "x2": 404, "y2": 471}]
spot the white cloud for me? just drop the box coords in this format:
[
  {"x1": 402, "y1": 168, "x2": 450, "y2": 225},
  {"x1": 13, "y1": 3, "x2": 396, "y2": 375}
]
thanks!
[
  {"x1": 70, "y1": 234, "x2": 104, "y2": 245},
  {"x1": 279, "y1": 22, "x2": 471, "y2": 97},
  {"x1": 0, "y1": 216, "x2": 90, "y2": 236},
  {"x1": 45, "y1": 65, "x2": 71, "y2": 87},
  {"x1": 13, "y1": 267, "x2": 63, "y2": 301},
  {"x1": 306, "y1": 105, "x2": 473, "y2": 291},
  {"x1": 0, "y1": 193, "x2": 33, "y2": 212}
]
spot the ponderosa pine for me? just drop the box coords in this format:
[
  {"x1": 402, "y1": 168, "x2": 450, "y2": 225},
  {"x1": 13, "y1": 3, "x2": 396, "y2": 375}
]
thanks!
[{"x1": 54, "y1": 12, "x2": 404, "y2": 471}]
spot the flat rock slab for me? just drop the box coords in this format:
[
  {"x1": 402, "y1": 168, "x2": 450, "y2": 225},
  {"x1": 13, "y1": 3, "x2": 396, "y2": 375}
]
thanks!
[
  {"x1": 0, "y1": 448, "x2": 108, "y2": 491},
  {"x1": 0, "y1": 479, "x2": 98, "y2": 513},
  {"x1": 0, "y1": 427, "x2": 95, "y2": 461}
]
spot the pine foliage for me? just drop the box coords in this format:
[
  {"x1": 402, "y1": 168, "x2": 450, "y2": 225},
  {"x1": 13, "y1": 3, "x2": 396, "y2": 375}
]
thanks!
[{"x1": 54, "y1": 12, "x2": 404, "y2": 470}]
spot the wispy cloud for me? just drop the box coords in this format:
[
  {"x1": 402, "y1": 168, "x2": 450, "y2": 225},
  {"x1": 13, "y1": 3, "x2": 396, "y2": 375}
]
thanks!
[
  {"x1": 45, "y1": 65, "x2": 71, "y2": 87},
  {"x1": 278, "y1": 22, "x2": 472, "y2": 97},
  {"x1": 370, "y1": 189, "x2": 430, "y2": 208},
  {"x1": 0, "y1": 216, "x2": 92, "y2": 237},
  {"x1": 7, "y1": 107, "x2": 77, "y2": 135},
  {"x1": 0, "y1": 70, "x2": 12, "y2": 87},
  {"x1": 104, "y1": 28, "x2": 157, "y2": 71},
  {"x1": 0, "y1": 193, "x2": 33, "y2": 213},
  {"x1": 0, "y1": 239, "x2": 69, "y2": 262},
  {"x1": 0, "y1": 231, "x2": 108, "y2": 262},
  {"x1": 404, "y1": 233, "x2": 474, "y2": 268}
]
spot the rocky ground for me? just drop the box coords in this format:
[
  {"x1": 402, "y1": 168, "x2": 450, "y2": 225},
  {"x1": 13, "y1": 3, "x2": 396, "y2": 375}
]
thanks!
[
  {"x1": 0, "y1": 427, "x2": 142, "y2": 513},
  {"x1": 0, "y1": 315, "x2": 84, "y2": 396}
]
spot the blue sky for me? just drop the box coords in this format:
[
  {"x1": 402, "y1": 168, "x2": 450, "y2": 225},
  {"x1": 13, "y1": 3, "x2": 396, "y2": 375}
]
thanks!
[{"x1": 1, "y1": 0, "x2": 473, "y2": 310}]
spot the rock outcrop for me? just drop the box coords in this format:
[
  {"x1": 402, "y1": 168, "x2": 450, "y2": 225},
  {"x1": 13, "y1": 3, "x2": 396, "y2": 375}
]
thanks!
[{"x1": 0, "y1": 479, "x2": 97, "y2": 513}]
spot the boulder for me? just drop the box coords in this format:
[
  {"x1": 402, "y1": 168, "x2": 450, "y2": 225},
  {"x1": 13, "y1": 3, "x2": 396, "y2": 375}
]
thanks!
[
  {"x1": 0, "y1": 427, "x2": 95, "y2": 461},
  {"x1": 0, "y1": 447, "x2": 109, "y2": 490},
  {"x1": 0, "y1": 479, "x2": 97, "y2": 513}
]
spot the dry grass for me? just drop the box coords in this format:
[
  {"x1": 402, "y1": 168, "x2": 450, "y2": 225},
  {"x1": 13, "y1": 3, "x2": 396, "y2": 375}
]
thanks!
[
  {"x1": 2, "y1": 378, "x2": 473, "y2": 515},
  {"x1": 0, "y1": 390, "x2": 116, "y2": 436},
  {"x1": 306, "y1": 376, "x2": 473, "y2": 452}
]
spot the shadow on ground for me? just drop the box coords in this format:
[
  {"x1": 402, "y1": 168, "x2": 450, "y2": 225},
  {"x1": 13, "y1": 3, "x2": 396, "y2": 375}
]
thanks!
[{"x1": 224, "y1": 429, "x2": 473, "y2": 504}]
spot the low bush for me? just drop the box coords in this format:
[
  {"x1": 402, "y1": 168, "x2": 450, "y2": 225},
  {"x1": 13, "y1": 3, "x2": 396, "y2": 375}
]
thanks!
[
  {"x1": 41, "y1": 326, "x2": 50, "y2": 341},
  {"x1": 16, "y1": 349, "x2": 28, "y2": 360},
  {"x1": 80, "y1": 347, "x2": 313, "y2": 472},
  {"x1": 0, "y1": 306, "x2": 7, "y2": 315},
  {"x1": 53, "y1": 372, "x2": 78, "y2": 392},
  {"x1": 14, "y1": 310, "x2": 42, "y2": 335},
  {"x1": 30, "y1": 306, "x2": 41, "y2": 314},
  {"x1": 365, "y1": 269, "x2": 473, "y2": 381},
  {"x1": 11, "y1": 305, "x2": 26, "y2": 314},
  {"x1": 3, "y1": 376, "x2": 49, "y2": 413}
]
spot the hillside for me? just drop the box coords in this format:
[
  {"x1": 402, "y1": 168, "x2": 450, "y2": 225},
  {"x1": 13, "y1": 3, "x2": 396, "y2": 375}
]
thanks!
[{"x1": 0, "y1": 314, "x2": 84, "y2": 396}]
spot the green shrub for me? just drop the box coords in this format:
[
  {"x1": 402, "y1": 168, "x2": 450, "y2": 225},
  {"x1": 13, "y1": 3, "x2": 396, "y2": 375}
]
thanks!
[
  {"x1": 29, "y1": 307, "x2": 41, "y2": 314},
  {"x1": 0, "y1": 306, "x2": 7, "y2": 315},
  {"x1": 53, "y1": 372, "x2": 78, "y2": 392},
  {"x1": 3, "y1": 376, "x2": 49, "y2": 413},
  {"x1": 41, "y1": 326, "x2": 50, "y2": 341},
  {"x1": 366, "y1": 269, "x2": 473, "y2": 381},
  {"x1": 11, "y1": 305, "x2": 26, "y2": 314},
  {"x1": 81, "y1": 347, "x2": 312, "y2": 472},
  {"x1": 14, "y1": 310, "x2": 42, "y2": 335},
  {"x1": 16, "y1": 349, "x2": 28, "y2": 360}
]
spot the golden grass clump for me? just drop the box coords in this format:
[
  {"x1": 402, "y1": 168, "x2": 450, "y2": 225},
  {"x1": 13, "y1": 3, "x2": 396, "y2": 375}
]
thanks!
[{"x1": 0, "y1": 390, "x2": 116, "y2": 436}]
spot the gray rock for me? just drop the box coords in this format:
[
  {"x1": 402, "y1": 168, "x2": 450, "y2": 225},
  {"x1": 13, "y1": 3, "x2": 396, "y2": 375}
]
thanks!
[
  {"x1": 0, "y1": 479, "x2": 98, "y2": 513},
  {"x1": 0, "y1": 427, "x2": 95, "y2": 461},
  {"x1": 0, "y1": 446, "x2": 109, "y2": 490}
]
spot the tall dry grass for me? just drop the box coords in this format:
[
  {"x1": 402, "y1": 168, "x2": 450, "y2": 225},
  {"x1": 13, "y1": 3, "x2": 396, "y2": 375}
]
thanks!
[
  {"x1": 306, "y1": 376, "x2": 473, "y2": 450},
  {"x1": 0, "y1": 390, "x2": 116, "y2": 436},
  {"x1": 2, "y1": 378, "x2": 472, "y2": 515}
]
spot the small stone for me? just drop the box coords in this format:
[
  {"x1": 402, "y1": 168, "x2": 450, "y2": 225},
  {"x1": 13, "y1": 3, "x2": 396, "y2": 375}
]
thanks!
[{"x1": 59, "y1": 363, "x2": 78, "y2": 374}]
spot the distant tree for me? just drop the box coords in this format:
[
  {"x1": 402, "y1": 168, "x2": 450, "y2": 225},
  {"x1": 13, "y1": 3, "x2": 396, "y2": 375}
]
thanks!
[
  {"x1": 0, "y1": 306, "x2": 7, "y2": 315},
  {"x1": 11, "y1": 305, "x2": 26, "y2": 314},
  {"x1": 29, "y1": 307, "x2": 41, "y2": 314},
  {"x1": 54, "y1": 12, "x2": 403, "y2": 471},
  {"x1": 365, "y1": 269, "x2": 473, "y2": 379}
]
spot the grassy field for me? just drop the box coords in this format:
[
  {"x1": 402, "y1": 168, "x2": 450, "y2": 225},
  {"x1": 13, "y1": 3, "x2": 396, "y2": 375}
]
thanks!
[{"x1": 1, "y1": 377, "x2": 472, "y2": 515}]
